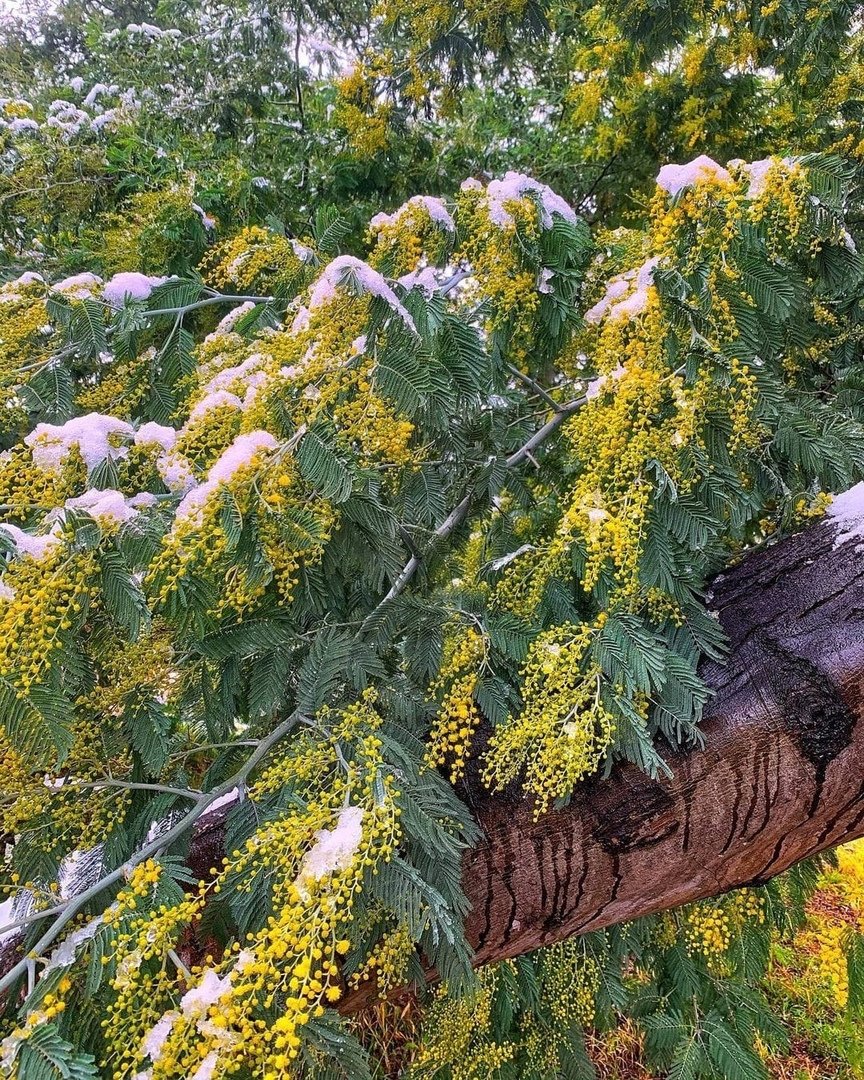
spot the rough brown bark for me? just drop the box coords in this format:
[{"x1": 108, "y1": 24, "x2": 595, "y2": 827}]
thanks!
[{"x1": 342, "y1": 512, "x2": 864, "y2": 1007}]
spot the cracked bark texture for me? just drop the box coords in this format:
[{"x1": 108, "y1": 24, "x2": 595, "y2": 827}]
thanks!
[{"x1": 452, "y1": 512, "x2": 864, "y2": 972}]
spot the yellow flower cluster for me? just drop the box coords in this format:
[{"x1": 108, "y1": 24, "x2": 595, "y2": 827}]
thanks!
[
  {"x1": 348, "y1": 921, "x2": 414, "y2": 996},
  {"x1": 0, "y1": 974, "x2": 74, "y2": 1063},
  {"x1": 149, "y1": 249, "x2": 427, "y2": 620},
  {"x1": 738, "y1": 160, "x2": 808, "y2": 259},
  {"x1": 105, "y1": 858, "x2": 165, "y2": 924},
  {"x1": 76, "y1": 349, "x2": 153, "y2": 417},
  {"x1": 333, "y1": 64, "x2": 392, "y2": 159},
  {"x1": 375, "y1": 0, "x2": 530, "y2": 57},
  {"x1": 147, "y1": 448, "x2": 288, "y2": 618},
  {"x1": 502, "y1": 310, "x2": 676, "y2": 611},
  {"x1": 367, "y1": 200, "x2": 452, "y2": 277},
  {"x1": 682, "y1": 888, "x2": 765, "y2": 970},
  {"x1": 102, "y1": 895, "x2": 207, "y2": 1078},
  {"x1": 0, "y1": 729, "x2": 50, "y2": 834},
  {"x1": 519, "y1": 1013, "x2": 560, "y2": 1076},
  {"x1": 543, "y1": 937, "x2": 600, "y2": 1027},
  {"x1": 473, "y1": 164, "x2": 815, "y2": 812},
  {"x1": 425, "y1": 625, "x2": 486, "y2": 783},
  {"x1": 0, "y1": 628, "x2": 177, "y2": 853},
  {"x1": 249, "y1": 294, "x2": 416, "y2": 470},
  {"x1": 175, "y1": 400, "x2": 243, "y2": 471},
  {"x1": 455, "y1": 184, "x2": 542, "y2": 355},
  {"x1": 100, "y1": 186, "x2": 207, "y2": 274},
  {"x1": 0, "y1": 278, "x2": 52, "y2": 427},
  {"x1": 0, "y1": 445, "x2": 85, "y2": 521},
  {"x1": 789, "y1": 839, "x2": 864, "y2": 1008},
  {"x1": 99, "y1": 696, "x2": 402, "y2": 1080},
  {"x1": 201, "y1": 226, "x2": 315, "y2": 293},
  {"x1": 684, "y1": 902, "x2": 733, "y2": 964},
  {"x1": 412, "y1": 965, "x2": 515, "y2": 1080},
  {"x1": 86, "y1": 627, "x2": 177, "y2": 718},
  {"x1": 483, "y1": 622, "x2": 616, "y2": 814},
  {"x1": 0, "y1": 538, "x2": 93, "y2": 693}
]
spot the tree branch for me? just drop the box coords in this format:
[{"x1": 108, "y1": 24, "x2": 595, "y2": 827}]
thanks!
[
  {"x1": 0, "y1": 712, "x2": 305, "y2": 995},
  {"x1": 360, "y1": 394, "x2": 586, "y2": 628}
]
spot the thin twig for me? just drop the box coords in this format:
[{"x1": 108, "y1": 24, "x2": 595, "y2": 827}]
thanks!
[
  {"x1": 0, "y1": 712, "x2": 306, "y2": 994},
  {"x1": 169, "y1": 740, "x2": 259, "y2": 762},
  {"x1": 65, "y1": 780, "x2": 203, "y2": 800},
  {"x1": 505, "y1": 363, "x2": 562, "y2": 412},
  {"x1": 144, "y1": 294, "x2": 274, "y2": 319},
  {"x1": 359, "y1": 394, "x2": 586, "y2": 629},
  {"x1": 168, "y1": 948, "x2": 192, "y2": 981},
  {"x1": 437, "y1": 269, "x2": 472, "y2": 296}
]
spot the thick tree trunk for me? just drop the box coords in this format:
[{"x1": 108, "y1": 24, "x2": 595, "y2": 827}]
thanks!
[
  {"x1": 4, "y1": 512, "x2": 864, "y2": 1002},
  {"x1": 343, "y1": 511, "x2": 864, "y2": 1007}
]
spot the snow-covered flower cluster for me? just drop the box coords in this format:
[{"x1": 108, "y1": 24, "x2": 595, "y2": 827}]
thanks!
[
  {"x1": 51, "y1": 273, "x2": 103, "y2": 301},
  {"x1": 655, "y1": 154, "x2": 731, "y2": 196},
  {"x1": 63, "y1": 488, "x2": 140, "y2": 526},
  {"x1": 0, "y1": 83, "x2": 141, "y2": 142},
  {"x1": 479, "y1": 171, "x2": 578, "y2": 229},
  {"x1": 103, "y1": 272, "x2": 166, "y2": 308},
  {"x1": 655, "y1": 153, "x2": 801, "y2": 201},
  {"x1": 584, "y1": 256, "x2": 661, "y2": 324},
  {"x1": 174, "y1": 431, "x2": 278, "y2": 523},
  {"x1": 296, "y1": 805, "x2": 365, "y2": 887},
  {"x1": 0, "y1": 522, "x2": 63, "y2": 561},
  {"x1": 369, "y1": 195, "x2": 455, "y2": 234},
  {"x1": 307, "y1": 255, "x2": 417, "y2": 332},
  {"x1": 397, "y1": 266, "x2": 441, "y2": 297},
  {"x1": 25, "y1": 413, "x2": 133, "y2": 474}
]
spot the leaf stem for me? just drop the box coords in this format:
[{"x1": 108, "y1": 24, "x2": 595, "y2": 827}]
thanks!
[{"x1": 0, "y1": 711, "x2": 306, "y2": 995}]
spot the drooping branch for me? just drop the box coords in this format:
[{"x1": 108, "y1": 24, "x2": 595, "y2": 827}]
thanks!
[{"x1": 341, "y1": 509, "x2": 864, "y2": 1007}]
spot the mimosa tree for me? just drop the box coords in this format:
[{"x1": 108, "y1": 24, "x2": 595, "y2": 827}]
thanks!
[{"x1": 0, "y1": 3, "x2": 863, "y2": 1078}]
